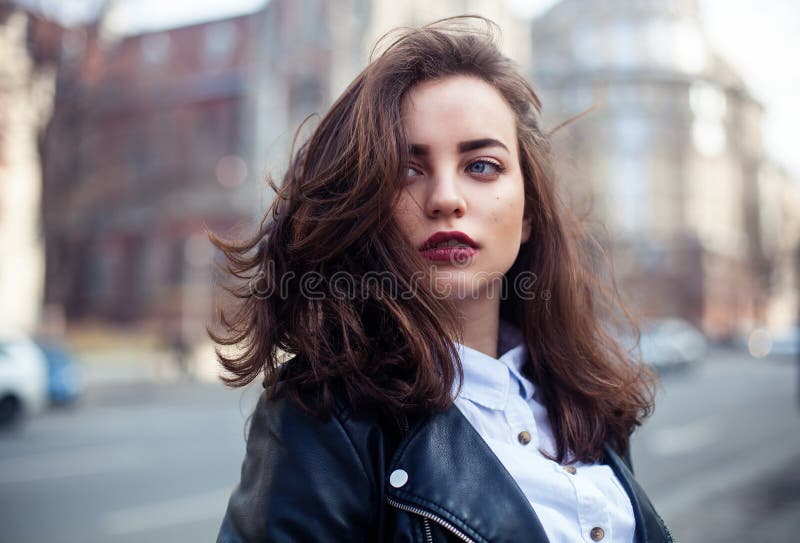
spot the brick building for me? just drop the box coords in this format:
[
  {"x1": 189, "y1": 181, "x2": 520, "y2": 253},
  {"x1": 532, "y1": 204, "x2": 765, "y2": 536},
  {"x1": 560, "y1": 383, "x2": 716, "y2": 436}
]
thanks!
[
  {"x1": 37, "y1": 0, "x2": 338, "y2": 344},
  {"x1": 41, "y1": 15, "x2": 254, "y2": 334}
]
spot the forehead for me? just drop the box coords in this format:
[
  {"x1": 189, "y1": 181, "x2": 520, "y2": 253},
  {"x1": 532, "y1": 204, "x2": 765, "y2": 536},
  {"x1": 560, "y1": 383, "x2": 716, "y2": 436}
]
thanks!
[{"x1": 401, "y1": 75, "x2": 517, "y2": 148}]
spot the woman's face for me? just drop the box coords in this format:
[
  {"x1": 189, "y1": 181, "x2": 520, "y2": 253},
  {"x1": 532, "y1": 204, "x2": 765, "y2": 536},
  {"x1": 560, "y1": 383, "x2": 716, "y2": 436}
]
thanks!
[{"x1": 394, "y1": 74, "x2": 531, "y2": 301}]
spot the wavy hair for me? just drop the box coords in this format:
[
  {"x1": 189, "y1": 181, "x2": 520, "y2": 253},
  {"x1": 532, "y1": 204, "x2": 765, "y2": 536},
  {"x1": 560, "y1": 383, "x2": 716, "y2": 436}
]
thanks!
[{"x1": 207, "y1": 16, "x2": 656, "y2": 464}]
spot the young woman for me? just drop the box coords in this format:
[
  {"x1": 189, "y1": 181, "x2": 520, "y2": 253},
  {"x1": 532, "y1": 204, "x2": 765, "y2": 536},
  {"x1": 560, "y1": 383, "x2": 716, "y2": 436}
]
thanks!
[{"x1": 212, "y1": 16, "x2": 671, "y2": 543}]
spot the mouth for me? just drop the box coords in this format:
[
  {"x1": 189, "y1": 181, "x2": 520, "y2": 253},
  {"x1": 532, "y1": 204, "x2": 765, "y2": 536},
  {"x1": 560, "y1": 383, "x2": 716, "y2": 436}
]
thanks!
[
  {"x1": 418, "y1": 231, "x2": 479, "y2": 263},
  {"x1": 419, "y1": 231, "x2": 479, "y2": 251}
]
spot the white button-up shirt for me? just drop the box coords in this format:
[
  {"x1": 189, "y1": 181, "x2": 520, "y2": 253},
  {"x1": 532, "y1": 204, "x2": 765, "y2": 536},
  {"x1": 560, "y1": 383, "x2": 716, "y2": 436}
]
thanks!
[{"x1": 452, "y1": 320, "x2": 636, "y2": 543}]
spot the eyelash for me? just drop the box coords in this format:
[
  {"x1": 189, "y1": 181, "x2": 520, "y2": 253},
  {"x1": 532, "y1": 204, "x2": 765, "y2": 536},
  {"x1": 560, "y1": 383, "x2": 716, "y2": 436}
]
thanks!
[
  {"x1": 468, "y1": 159, "x2": 505, "y2": 176},
  {"x1": 406, "y1": 159, "x2": 506, "y2": 178}
]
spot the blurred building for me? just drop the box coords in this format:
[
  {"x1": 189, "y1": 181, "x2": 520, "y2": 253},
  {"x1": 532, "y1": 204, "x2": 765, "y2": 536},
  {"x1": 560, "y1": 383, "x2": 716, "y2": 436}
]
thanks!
[
  {"x1": 28, "y1": 0, "x2": 797, "y2": 343},
  {"x1": 41, "y1": 12, "x2": 264, "y2": 340},
  {"x1": 252, "y1": 0, "x2": 528, "y2": 178},
  {"x1": 0, "y1": 5, "x2": 62, "y2": 334},
  {"x1": 248, "y1": 0, "x2": 332, "y2": 195},
  {"x1": 529, "y1": 0, "x2": 792, "y2": 339},
  {"x1": 325, "y1": 0, "x2": 529, "y2": 97},
  {"x1": 38, "y1": 0, "x2": 343, "y2": 344},
  {"x1": 757, "y1": 161, "x2": 800, "y2": 332},
  {"x1": 38, "y1": 0, "x2": 526, "y2": 339}
]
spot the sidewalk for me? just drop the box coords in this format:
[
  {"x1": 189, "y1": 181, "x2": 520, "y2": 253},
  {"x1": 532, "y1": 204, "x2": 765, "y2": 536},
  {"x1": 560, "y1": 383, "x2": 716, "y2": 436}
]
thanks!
[
  {"x1": 76, "y1": 342, "x2": 223, "y2": 388},
  {"x1": 668, "y1": 452, "x2": 800, "y2": 543}
]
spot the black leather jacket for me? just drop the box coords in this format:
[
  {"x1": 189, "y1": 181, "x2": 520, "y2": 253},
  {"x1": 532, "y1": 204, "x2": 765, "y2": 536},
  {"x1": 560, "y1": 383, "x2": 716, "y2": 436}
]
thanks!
[{"x1": 218, "y1": 387, "x2": 673, "y2": 542}]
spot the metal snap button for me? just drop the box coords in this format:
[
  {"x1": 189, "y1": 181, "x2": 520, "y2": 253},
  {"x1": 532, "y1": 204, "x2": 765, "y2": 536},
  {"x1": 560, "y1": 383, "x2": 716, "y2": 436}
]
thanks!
[
  {"x1": 517, "y1": 430, "x2": 532, "y2": 445},
  {"x1": 389, "y1": 469, "x2": 408, "y2": 488},
  {"x1": 590, "y1": 526, "x2": 605, "y2": 541},
  {"x1": 563, "y1": 465, "x2": 577, "y2": 475}
]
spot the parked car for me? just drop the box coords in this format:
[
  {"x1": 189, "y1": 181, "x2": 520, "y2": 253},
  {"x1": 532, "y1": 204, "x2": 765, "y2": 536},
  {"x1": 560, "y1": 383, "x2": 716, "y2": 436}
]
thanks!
[
  {"x1": 645, "y1": 318, "x2": 708, "y2": 366},
  {"x1": 640, "y1": 318, "x2": 708, "y2": 372},
  {"x1": 637, "y1": 329, "x2": 683, "y2": 371},
  {"x1": 767, "y1": 326, "x2": 799, "y2": 357},
  {"x1": 0, "y1": 334, "x2": 48, "y2": 426},
  {"x1": 35, "y1": 340, "x2": 84, "y2": 405}
]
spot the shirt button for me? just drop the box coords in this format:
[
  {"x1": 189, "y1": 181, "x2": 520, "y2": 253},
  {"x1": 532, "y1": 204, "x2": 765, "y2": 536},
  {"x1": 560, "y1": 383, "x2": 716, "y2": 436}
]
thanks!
[
  {"x1": 517, "y1": 430, "x2": 532, "y2": 445},
  {"x1": 563, "y1": 465, "x2": 577, "y2": 475},
  {"x1": 590, "y1": 527, "x2": 605, "y2": 541}
]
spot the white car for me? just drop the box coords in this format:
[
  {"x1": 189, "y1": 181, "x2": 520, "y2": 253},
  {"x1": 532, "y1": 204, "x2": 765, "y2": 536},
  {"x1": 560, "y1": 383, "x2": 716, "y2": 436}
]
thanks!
[
  {"x1": 640, "y1": 318, "x2": 708, "y2": 371},
  {"x1": 614, "y1": 318, "x2": 708, "y2": 373},
  {"x1": 0, "y1": 334, "x2": 48, "y2": 426}
]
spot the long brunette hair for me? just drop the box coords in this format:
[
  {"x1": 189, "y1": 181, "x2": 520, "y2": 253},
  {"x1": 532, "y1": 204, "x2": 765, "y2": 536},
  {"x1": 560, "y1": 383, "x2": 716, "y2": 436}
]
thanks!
[{"x1": 208, "y1": 16, "x2": 656, "y2": 463}]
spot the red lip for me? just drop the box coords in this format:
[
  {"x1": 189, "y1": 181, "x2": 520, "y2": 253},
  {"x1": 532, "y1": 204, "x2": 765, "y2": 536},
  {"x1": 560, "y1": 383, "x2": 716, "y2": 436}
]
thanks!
[{"x1": 419, "y1": 231, "x2": 479, "y2": 250}]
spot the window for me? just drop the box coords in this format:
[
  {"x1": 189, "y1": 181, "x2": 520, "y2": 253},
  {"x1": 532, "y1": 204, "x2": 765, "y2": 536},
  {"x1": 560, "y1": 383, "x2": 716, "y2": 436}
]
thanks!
[
  {"x1": 690, "y1": 82, "x2": 727, "y2": 156},
  {"x1": 291, "y1": 76, "x2": 322, "y2": 118},
  {"x1": 690, "y1": 82, "x2": 726, "y2": 119},
  {"x1": 672, "y1": 22, "x2": 706, "y2": 73},
  {"x1": 607, "y1": 20, "x2": 639, "y2": 68},
  {"x1": 607, "y1": 153, "x2": 649, "y2": 233},
  {"x1": 140, "y1": 33, "x2": 171, "y2": 67},
  {"x1": 692, "y1": 120, "x2": 726, "y2": 156},
  {"x1": 613, "y1": 114, "x2": 649, "y2": 154},
  {"x1": 203, "y1": 21, "x2": 237, "y2": 67}
]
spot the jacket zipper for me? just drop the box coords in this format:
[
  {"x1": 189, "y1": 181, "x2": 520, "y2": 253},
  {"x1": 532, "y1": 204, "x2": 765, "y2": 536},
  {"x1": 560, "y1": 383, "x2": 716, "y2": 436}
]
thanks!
[
  {"x1": 386, "y1": 496, "x2": 476, "y2": 543},
  {"x1": 423, "y1": 518, "x2": 433, "y2": 543}
]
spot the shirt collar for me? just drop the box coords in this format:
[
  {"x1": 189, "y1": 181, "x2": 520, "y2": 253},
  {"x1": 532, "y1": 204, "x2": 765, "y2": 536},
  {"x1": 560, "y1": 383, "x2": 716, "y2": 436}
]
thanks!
[{"x1": 452, "y1": 319, "x2": 535, "y2": 409}]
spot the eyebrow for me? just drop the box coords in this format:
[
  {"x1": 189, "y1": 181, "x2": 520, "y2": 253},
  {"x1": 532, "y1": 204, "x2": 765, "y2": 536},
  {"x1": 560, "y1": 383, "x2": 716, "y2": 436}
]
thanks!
[{"x1": 408, "y1": 138, "x2": 509, "y2": 156}]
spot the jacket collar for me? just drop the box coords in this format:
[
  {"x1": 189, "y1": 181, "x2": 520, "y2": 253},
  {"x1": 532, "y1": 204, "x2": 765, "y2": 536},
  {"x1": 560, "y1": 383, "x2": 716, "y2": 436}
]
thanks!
[
  {"x1": 603, "y1": 444, "x2": 673, "y2": 543},
  {"x1": 387, "y1": 405, "x2": 671, "y2": 543},
  {"x1": 387, "y1": 404, "x2": 550, "y2": 543}
]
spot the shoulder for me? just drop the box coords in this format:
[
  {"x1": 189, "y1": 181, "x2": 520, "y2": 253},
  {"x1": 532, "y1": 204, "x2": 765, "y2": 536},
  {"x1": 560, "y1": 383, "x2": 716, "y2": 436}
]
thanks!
[
  {"x1": 251, "y1": 371, "x2": 405, "y2": 485},
  {"x1": 251, "y1": 381, "x2": 370, "y2": 456},
  {"x1": 220, "y1": 384, "x2": 395, "y2": 542},
  {"x1": 265, "y1": 356, "x2": 408, "y2": 451}
]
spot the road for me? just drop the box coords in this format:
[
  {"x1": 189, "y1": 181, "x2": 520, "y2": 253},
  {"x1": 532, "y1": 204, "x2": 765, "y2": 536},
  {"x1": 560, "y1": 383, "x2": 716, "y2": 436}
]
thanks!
[
  {"x1": 0, "y1": 380, "x2": 261, "y2": 543},
  {"x1": 0, "y1": 347, "x2": 798, "y2": 542},
  {"x1": 632, "y1": 349, "x2": 800, "y2": 542}
]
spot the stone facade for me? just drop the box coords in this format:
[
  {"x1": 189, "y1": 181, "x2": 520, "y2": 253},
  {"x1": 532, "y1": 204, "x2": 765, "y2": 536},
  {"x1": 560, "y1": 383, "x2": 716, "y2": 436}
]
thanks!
[
  {"x1": 0, "y1": 6, "x2": 60, "y2": 334},
  {"x1": 529, "y1": 0, "x2": 791, "y2": 339}
]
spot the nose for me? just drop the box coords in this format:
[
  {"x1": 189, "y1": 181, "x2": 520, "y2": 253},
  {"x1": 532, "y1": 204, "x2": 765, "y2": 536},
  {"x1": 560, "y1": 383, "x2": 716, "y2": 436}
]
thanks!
[{"x1": 425, "y1": 172, "x2": 466, "y2": 218}]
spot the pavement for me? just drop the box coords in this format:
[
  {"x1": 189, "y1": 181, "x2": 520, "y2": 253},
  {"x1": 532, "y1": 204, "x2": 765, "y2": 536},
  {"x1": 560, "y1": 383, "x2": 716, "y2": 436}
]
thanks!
[{"x1": 76, "y1": 341, "x2": 225, "y2": 388}]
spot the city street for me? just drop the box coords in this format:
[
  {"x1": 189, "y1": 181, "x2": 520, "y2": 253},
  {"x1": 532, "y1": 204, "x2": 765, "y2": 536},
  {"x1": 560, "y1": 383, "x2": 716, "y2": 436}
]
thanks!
[
  {"x1": 1, "y1": 347, "x2": 798, "y2": 542},
  {"x1": 2, "y1": 2, "x2": 798, "y2": 542},
  {"x1": 633, "y1": 349, "x2": 800, "y2": 542}
]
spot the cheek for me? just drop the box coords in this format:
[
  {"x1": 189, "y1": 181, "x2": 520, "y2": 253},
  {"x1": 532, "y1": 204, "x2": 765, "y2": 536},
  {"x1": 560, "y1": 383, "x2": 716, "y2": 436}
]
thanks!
[
  {"x1": 392, "y1": 198, "x2": 419, "y2": 238},
  {"x1": 489, "y1": 195, "x2": 526, "y2": 228}
]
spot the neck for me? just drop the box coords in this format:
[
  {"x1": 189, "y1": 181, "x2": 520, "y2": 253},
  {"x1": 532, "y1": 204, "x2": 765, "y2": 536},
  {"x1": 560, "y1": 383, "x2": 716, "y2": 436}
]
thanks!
[{"x1": 455, "y1": 295, "x2": 501, "y2": 359}]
